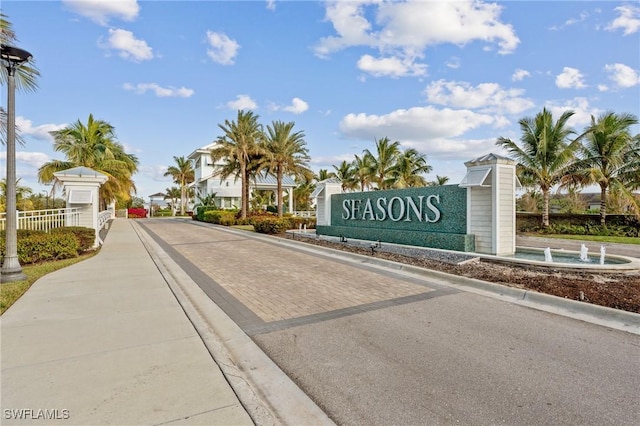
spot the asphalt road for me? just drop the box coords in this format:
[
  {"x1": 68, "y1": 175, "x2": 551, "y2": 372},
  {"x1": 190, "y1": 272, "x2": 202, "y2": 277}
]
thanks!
[{"x1": 142, "y1": 219, "x2": 640, "y2": 425}]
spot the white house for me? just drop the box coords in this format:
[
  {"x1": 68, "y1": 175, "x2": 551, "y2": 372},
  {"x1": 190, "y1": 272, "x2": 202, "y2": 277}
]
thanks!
[{"x1": 187, "y1": 142, "x2": 297, "y2": 212}]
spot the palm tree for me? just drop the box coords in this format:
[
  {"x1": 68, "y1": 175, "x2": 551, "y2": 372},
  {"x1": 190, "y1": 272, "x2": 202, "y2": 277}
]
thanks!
[
  {"x1": 332, "y1": 160, "x2": 357, "y2": 191},
  {"x1": 576, "y1": 112, "x2": 639, "y2": 224},
  {"x1": 392, "y1": 148, "x2": 432, "y2": 188},
  {"x1": 293, "y1": 175, "x2": 315, "y2": 211},
  {"x1": 352, "y1": 154, "x2": 374, "y2": 191},
  {"x1": 430, "y1": 175, "x2": 450, "y2": 186},
  {"x1": 211, "y1": 110, "x2": 265, "y2": 219},
  {"x1": 364, "y1": 137, "x2": 401, "y2": 190},
  {"x1": 164, "y1": 186, "x2": 181, "y2": 215},
  {"x1": 1, "y1": 13, "x2": 40, "y2": 145},
  {"x1": 164, "y1": 156, "x2": 195, "y2": 216},
  {"x1": 315, "y1": 169, "x2": 335, "y2": 182},
  {"x1": 496, "y1": 108, "x2": 582, "y2": 227},
  {"x1": 261, "y1": 120, "x2": 311, "y2": 217},
  {"x1": 38, "y1": 114, "x2": 139, "y2": 209},
  {"x1": 0, "y1": 178, "x2": 31, "y2": 212}
]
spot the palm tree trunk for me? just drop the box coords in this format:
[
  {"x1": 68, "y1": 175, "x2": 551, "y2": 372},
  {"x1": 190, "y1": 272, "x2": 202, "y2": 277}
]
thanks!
[
  {"x1": 542, "y1": 189, "x2": 550, "y2": 228},
  {"x1": 240, "y1": 162, "x2": 247, "y2": 219},
  {"x1": 180, "y1": 179, "x2": 186, "y2": 216},
  {"x1": 600, "y1": 184, "x2": 607, "y2": 226},
  {"x1": 277, "y1": 167, "x2": 283, "y2": 217}
]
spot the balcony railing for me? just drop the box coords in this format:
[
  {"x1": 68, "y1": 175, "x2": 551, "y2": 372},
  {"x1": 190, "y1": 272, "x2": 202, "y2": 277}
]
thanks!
[{"x1": 0, "y1": 208, "x2": 81, "y2": 232}]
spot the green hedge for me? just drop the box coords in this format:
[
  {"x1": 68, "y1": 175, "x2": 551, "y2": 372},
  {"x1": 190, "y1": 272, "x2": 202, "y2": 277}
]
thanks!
[
  {"x1": 203, "y1": 210, "x2": 237, "y2": 225},
  {"x1": 0, "y1": 229, "x2": 82, "y2": 264},
  {"x1": 51, "y1": 226, "x2": 96, "y2": 252},
  {"x1": 517, "y1": 213, "x2": 640, "y2": 237}
]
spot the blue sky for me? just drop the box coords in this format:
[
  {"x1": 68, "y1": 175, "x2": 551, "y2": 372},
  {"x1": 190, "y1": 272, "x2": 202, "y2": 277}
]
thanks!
[{"x1": 2, "y1": 0, "x2": 639, "y2": 199}]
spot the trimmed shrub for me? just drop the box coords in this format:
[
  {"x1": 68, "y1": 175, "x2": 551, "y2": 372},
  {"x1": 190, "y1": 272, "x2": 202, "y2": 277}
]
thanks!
[
  {"x1": 252, "y1": 217, "x2": 293, "y2": 234},
  {"x1": 0, "y1": 230, "x2": 80, "y2": 264},
  {"x1": 194, "y1": 205, "x2": 218, "y2": 221},
  {"x1": 203, "y1": 210, "x2": 237, "y2": 225},
  {"x1": 127, "y1": 208, "x2": 147, "y2": 218},
  {"x1": 51, "y1": 227, "x2": 96, "y2": 252},
  {"x1": 288, "y1": 216, "x2": 317, "y2": 230}
]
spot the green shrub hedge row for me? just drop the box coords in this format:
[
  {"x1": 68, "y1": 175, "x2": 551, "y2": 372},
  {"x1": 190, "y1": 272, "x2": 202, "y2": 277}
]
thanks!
[
  {"x1": 517, "y1": 213, "x2": 640, "y2": 237},
  {"x1": 194, "y1": 208, "x2": 316, "y2": 234},
  {"x1": 0, "y1": 227, "x2": 96, "y2": 265}
]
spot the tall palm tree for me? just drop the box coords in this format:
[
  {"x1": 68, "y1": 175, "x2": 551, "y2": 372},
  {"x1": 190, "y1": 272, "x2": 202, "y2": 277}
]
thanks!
[
  {"x1": 261, "y1": 120, "x2": 311, "y2": 217},
  {"x1": 38, "y1": 114, "x2": 139, "y2": 209},
  {"x1": 392, "y1": 148, "x2": 432, "y2": 188},
  {"x1": 332, "y1": 160, "x2": 357, "y2": 191},
  {"x1": 1, "y1": 13, "x2": 40, "y2": 145},
  {"x1": 364, "y1": 137, "x2": 401, "y2": 190},
  {"x1": 496, "y1": 108, "x2": 582, "y2": 227},
  {"x1": 164, "y1": 186, "x2": 181, "y2": 215},
  {"x1": 352, "y1": 154, "x2": 374, "y2": 191},
  {"x1": 210, "y1": 110, "x2": 264, "y2": 219},
  {"x1": 576, "y1": 112, "x2": 639, "y2": 224},
  {"x1": 164, "y1": 156, "x2": 194, "y2": 216}
]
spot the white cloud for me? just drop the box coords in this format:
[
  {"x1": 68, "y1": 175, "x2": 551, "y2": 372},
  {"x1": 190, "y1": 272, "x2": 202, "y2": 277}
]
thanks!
[
  {"x1": 545, "y1": 97, "x2": 602, "y2": 129},
  {"x1": 206, "y1": 31, "x2": 240, "y2": 65},
  {"x1": 100, "y1": 28, "x2": 153, "y2": 62},
  {"x1": 139, "y1": 165, "x2": 173, "y2": 182},
  {"x1": 549, "y1": 10, "x2": 589, "y2": 31},
  {"x1": 606, "y1": 5, "x2": 640, "y2": 35},
  {"x1": 604, "y1": 63, "x2": 640, "y2": 88},
  {"x1": 555, "y1": 67, "x2": 587, "y2": 89},
  {"x1": 512, "y1": 69, "x2": 531, "y2": 81},
  {"x1": 598, "y1": 84, "x2": 609, "y2": 92},
  {"x1": 266, "y1": 0, "x2": 276, "y2": 11},
  {"x1": 226, "y1": 95, "x2": 257, "y2": 110},
  {"x1": 339, "y1": 106, "x2": 497, "y2": 147},
  {"x1": 425, "y1": 80, "x2": 535, "y2": 115},
  {"x1": 62, "y1": 0, "x2": 140, "y2": 26},
  {"x1": 123, "y1": 83, "x2": 194, "y2": 98},
  {"x1": 15, "y1": 117, "x2": 67, "y2": 141},
  {"x1": 314, "y1": 0, "x2": 519, "y2": 60},
  {"x1": 283, "y1": 98, "x2": 309, "y2": 114},
  {"x1": 357, "y1": 54, "x2": 427, "y2": 78},
  {"x1": 15, "y1": 151, "x2": 50, "y2": 169},
  {"x1": 446, "y1": 57, "x2": 460, "y2": 69}
]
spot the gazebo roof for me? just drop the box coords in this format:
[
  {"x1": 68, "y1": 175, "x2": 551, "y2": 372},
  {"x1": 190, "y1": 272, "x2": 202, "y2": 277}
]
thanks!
[{"x1": 53, "y1": 166, "x2": 107, "y2": 178}]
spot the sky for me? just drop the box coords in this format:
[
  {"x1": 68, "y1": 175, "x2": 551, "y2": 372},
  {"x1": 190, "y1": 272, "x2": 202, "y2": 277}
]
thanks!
[{"x1": 2, "y1": 0, "x2": 639, "y2": 200}]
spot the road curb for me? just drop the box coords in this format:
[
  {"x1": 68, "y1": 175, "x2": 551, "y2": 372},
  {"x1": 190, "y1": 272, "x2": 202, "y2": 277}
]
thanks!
[{"x1": 131, "y1": 221, "x2": 336, "y2": 426}]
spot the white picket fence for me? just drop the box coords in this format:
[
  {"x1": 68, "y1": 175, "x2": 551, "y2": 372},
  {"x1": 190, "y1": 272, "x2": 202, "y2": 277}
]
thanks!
[{"x1": 0, "y1": 208, "x2": 81, "y2": 232}]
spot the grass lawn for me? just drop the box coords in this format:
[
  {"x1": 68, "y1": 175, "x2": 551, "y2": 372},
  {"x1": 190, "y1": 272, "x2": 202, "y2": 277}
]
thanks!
[
  {"x1": 231, "y1": 225, "x2": 255, "y2": 231},
  {"x1": 0, "y1": 252, "x2": 98, "y2": 315},
  {"x1": 526, "y1": 234, "x2": 640, "y2": 245}
]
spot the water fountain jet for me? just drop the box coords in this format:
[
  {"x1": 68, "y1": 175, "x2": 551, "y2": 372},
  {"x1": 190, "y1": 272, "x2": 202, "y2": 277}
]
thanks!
[{"x1": 579, "y1": 244, "x2": 589, "y2": 262}]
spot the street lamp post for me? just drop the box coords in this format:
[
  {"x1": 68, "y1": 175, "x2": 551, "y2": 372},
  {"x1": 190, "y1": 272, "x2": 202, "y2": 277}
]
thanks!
[{"x1": 1, "y1": 45, "x2": 32, "y2": 282}]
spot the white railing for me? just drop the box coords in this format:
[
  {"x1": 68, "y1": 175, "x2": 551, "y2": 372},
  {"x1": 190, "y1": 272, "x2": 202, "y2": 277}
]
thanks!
[
  {"x1": 0, "y1": 208, "x2": 81, "y2": 232},
  {"x1": 292, "y1": 210, "x2": 316, "y2": 218},
  {"x1": 98, "y1": 210, "x2": 112, "y2": 231}
]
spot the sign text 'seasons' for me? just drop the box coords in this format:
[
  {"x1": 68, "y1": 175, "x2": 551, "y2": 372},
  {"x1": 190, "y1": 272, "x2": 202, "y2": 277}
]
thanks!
[{"x1": 342, "y1": 195, "x2": 441, "y2": 223}]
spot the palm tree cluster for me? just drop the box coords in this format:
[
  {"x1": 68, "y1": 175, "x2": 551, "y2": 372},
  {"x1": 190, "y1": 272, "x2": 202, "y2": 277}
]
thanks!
[
  {"x1": 210, "y1": 110, "x2": 312, "y2": 219},
  {"x1": 497, "y1": 108, "x2": 639, "y2": 227},
  {"x1": 327, "y1": 137, "x2": 433, "y2": 192},
  {"x1": 38, "y1": 114, "x2": 139, "y2": 209}
]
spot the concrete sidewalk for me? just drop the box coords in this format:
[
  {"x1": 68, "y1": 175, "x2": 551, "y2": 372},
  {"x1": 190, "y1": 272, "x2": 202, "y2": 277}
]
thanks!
[{"x1": 1, "y1": 219, "x2": 255, "y2": 425}]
